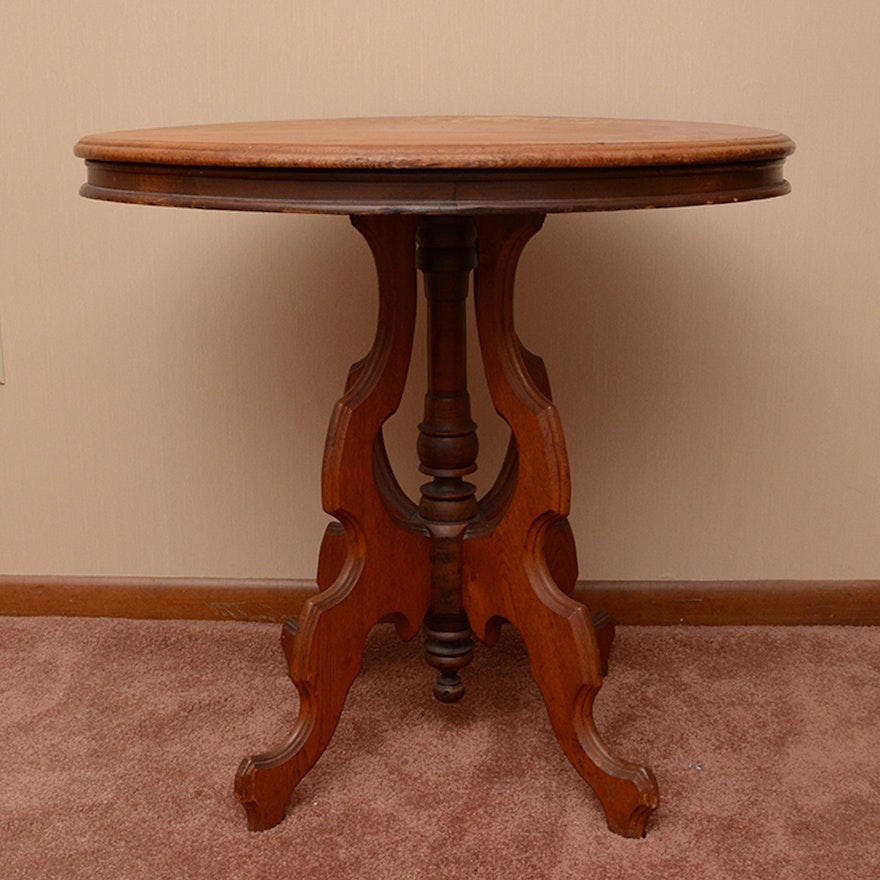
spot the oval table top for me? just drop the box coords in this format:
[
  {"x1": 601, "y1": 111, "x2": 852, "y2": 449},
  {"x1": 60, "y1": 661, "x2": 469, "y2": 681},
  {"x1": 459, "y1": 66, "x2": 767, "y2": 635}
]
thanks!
[{"x1": 75, "y1": 115, "x2": 794, "y2": 214}]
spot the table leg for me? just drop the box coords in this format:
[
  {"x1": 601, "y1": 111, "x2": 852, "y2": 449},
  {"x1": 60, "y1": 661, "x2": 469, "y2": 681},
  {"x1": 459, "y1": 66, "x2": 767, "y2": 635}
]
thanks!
[
  {"x1": 234, "y1": 215, "x2": 431, "y2": 831},
  {"x1": 464, "y1": 214, "x2": 659, "y2": 837}
]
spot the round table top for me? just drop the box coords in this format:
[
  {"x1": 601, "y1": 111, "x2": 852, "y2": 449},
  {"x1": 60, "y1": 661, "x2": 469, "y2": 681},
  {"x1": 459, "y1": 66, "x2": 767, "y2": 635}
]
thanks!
[
  {"x1": 76, "y1": 116, "x2": 793, "y2": 169},
  {"x1": 75, "y1": 115, "x2": 794, "y2": 214}
]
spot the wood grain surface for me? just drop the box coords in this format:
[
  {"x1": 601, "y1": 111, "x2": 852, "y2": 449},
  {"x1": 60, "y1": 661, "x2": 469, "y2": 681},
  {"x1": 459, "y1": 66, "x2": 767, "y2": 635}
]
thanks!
[{"x1": 75, "y1": 116, "x2": 795, "y2": 169}]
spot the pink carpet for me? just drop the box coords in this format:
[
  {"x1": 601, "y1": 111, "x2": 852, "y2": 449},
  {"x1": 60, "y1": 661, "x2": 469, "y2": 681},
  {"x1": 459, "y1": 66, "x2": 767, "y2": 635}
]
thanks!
[{"x1": 1, "y1": 617, "x2": 877, "y2": 878}]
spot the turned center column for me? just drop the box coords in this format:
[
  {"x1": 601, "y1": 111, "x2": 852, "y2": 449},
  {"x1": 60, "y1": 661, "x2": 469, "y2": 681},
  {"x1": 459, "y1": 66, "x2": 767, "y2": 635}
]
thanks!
[{"x1": 415, "y1": 217, "x2": 479, "y2": 703}]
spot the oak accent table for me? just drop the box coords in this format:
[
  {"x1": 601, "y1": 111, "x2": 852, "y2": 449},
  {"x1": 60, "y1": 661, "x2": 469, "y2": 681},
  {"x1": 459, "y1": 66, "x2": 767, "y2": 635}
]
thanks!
[{"x1": 75, "y1": 116, "x2": 794, "y2": 838}]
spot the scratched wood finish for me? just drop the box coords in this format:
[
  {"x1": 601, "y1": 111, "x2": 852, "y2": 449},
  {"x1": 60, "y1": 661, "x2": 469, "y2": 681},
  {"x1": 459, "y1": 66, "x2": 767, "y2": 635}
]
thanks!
[{"x1": 75, "y1": 116, "x2": 793, "y2": 838}]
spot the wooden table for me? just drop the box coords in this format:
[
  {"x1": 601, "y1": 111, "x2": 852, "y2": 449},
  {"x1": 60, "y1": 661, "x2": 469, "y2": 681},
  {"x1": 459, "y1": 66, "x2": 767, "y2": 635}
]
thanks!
[{"x1": 75, "y1": 116, "x2": 794, "y2": 837}]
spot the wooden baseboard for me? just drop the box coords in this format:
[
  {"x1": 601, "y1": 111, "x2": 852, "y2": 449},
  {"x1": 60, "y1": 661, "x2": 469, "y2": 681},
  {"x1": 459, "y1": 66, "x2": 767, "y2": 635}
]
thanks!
[
  {"x1": 578, "y1": 580, "x2": 880, "y2": 625},
  {"x1": 0, "y1": 576, "x2": 314, "y2": 623},
  {"x1": 1, "y1": 575, "x2": 878, "y2": 625}
]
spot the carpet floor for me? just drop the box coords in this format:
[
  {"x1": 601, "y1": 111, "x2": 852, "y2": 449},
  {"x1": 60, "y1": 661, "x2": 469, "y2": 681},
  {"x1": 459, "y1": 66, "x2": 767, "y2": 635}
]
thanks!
[{"x1": 1, "y1": 617, "x2": 877, "y2": 879}]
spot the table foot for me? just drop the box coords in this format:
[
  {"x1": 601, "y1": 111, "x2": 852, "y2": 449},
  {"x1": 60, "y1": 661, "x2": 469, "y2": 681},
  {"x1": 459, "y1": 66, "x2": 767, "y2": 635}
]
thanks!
[
  {"x1": 235, "y1": 592, "x2": 363, "y2": 830},
  {"x1": 465, "y1": 524, "x2": 657, "y2": 837},
  {"x1": 235, "y1": 607, "x2": 357, "y2": 831},
  {"x1": 236, "y1": 529, "x2": 429, "y2": 830},
  {"x1": 470, "y1": 556, "x2": 656, "y2": 836}
]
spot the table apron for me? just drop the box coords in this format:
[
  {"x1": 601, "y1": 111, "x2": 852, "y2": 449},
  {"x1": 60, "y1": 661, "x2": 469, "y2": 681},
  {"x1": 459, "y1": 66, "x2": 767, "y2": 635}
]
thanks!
[{"x1": 80, "y1": 160, "x2": 790, "y2": 215}]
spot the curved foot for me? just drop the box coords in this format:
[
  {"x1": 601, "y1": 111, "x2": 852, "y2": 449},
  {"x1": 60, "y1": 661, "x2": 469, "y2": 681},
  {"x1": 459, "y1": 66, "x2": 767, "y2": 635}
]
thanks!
[
  {"x1": 467, "y1": 557, "x2": 659, "y2": 837},
  {"x1": 234, "y1": 584, "x2": 367, "y2": 830},
  {"x1": 569, "y1": 683, "x2": 659, "y2": 838},
  {"x1": 236, "y1": 534, "x2": 430, "y2": 831},
  {"x1": 235, "y1": 755, "x2": 296, "y2": 832}
]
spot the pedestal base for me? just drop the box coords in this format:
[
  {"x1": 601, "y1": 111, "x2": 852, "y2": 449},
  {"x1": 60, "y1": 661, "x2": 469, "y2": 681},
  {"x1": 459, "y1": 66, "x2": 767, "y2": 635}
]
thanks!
[{"x1": 234, "y1": 213, "x2": 659, "y2": 838}]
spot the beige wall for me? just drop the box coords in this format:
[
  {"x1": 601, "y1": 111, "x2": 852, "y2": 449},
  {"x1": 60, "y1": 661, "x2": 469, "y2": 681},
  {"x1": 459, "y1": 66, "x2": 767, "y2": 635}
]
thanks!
[{"x1": 2, "y1": 1, "x2": 878, "y2": 581}]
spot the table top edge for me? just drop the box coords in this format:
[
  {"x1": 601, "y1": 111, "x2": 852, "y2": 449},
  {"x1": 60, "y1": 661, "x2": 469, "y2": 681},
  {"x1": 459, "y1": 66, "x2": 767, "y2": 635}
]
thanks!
[{"x1": 74, "y1": 116, "x2": 796, "y2": 170}]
